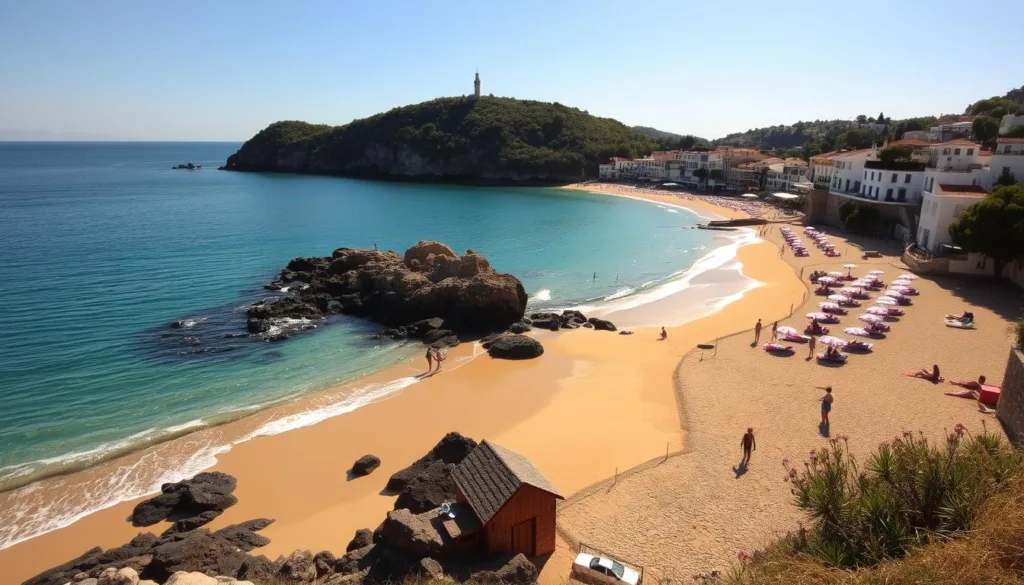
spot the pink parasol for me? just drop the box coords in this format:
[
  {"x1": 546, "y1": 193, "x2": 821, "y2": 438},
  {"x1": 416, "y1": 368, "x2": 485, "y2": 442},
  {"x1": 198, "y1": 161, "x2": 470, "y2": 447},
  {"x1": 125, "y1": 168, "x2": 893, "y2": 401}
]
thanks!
[
  {"x1": 828, "y1": 294, "x2": 852, "y2": 302},
  {"x1": 898, "y1": 273, "x2": 917, "y2": 280},
  {"x1": 817, "y1": 276, "x2": 838, "y2": 285},
  {"x1": 806, "y1": 312, "x2": 832, "y2": 320},
  {"x1": 866, "y1": 306, "x2": 890, "y2": 316},
  {"x1": 776, "y1": 325, "x2": 799, "y2": 336},
  {"x1": 876, "y1": 296, "x2": 897, "y2": 305},
  {"x1": 882, "y1": 290, "x2": 904, "y2": 299},
  {"x1": 844, "y1": 327, "x2": 871, "y2": 337},
  {"x1": 859, "y1": 314, "x2": 884, "y2": 324},
  {"x1": 818, "y1": 336, "x2": 847, "y2": 348},
  {"x1": 819, "y1": 302, "x2": 841, "y2": 310}
]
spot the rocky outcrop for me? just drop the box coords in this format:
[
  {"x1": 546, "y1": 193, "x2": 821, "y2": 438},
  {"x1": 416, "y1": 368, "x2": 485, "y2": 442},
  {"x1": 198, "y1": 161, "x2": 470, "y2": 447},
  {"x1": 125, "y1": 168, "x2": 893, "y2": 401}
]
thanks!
[
  {"x1": 131, "y1": 472, "x2": 238, "y2": 527},
  {"x1": 472, "y1": 554, "x2": 539, "y2": 584},
  {"x1": 351, "y1": 454, "x2": 381, "y2": 477},
  {"x1": 346, "y1": 529, "x2": 374, "y2": 552},
  {"x1": 378, "y1": 509, "x2": 446, "y2": 558},
  {"x1": 387, "y1": 432, "x2": 476, "y2": 491},
  {"x1": 24, "y1": 534, "x2": 158, "y2": 585},
  {"x1": 146, "y1": 531, "x2": 251, "y2": 581},
  {"x1": 482, "y1": 334, "x2": 544, "y2": 360},
  {"x1": 240, "y1": 242, "x2": 527, "y2": 343},
  {"x1": 277, "y1": 550, "x2": 316, "y2": 583},
  {"x1": 588, "y1": 317, "x2": 617, "y2": 332}
]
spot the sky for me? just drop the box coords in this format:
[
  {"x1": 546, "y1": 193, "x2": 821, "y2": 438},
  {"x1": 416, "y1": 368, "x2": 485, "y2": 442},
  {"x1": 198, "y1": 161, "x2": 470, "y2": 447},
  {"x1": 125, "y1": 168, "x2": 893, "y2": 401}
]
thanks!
[{"x1": 1, "y1": 0, "x2": 1023, "y2": 141}]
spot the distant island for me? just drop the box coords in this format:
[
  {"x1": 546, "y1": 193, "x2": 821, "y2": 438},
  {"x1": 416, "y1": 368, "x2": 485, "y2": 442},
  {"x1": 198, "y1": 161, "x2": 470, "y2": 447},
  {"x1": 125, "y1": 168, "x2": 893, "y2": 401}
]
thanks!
[{"x1": 221, "y1": 96, "x2": 657, "y2": 184}]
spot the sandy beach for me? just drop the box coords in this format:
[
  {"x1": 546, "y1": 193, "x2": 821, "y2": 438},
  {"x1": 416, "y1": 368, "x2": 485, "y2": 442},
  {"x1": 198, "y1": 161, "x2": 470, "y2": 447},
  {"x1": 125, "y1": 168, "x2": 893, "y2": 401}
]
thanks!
[
  {"x1": 3, "y1": 184, "x2": 1019, "y2": 585},
  {"x1": 0, "y1": 187, "x2": 802, "y2": 585}
]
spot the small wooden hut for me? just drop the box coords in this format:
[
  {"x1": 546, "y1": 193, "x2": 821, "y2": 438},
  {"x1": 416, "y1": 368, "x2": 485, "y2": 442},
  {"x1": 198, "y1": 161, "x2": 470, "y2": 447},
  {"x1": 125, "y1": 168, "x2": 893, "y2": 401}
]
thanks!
[{"x1": 451, "y1": 441, "x2": 563, "y2": 557}]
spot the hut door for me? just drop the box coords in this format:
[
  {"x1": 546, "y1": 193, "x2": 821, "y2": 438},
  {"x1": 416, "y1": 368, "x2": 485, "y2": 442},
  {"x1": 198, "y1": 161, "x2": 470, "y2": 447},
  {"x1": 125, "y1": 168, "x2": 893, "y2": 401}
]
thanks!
[{"x1": 512, "y1": 518, "x2": 535, "y2": 556}]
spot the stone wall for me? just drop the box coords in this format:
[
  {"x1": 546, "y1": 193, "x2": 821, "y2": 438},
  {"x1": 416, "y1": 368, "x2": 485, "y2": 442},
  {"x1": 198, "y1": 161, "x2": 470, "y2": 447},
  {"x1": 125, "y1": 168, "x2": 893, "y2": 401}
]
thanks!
[
  {"x1": 901, "y1": 248, "x2": 950, "y2": 275},
  {"x1": 997, "y1": 348, "x2": 1024, "y2": 444}
]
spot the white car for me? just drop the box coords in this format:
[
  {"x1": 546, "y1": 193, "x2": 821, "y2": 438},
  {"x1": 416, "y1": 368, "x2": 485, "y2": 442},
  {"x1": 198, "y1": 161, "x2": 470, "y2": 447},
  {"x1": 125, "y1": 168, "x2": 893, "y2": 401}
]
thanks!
[{"x1": 572, "y1": 552, "x2": 641, "y2": 585}]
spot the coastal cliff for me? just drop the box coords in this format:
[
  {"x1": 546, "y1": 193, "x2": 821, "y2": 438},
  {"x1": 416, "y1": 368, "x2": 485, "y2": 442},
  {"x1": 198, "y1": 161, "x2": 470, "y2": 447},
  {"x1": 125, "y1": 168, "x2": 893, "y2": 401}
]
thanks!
[{"x1": 222, "y1": 97, "x2": 655, "y2": 183}]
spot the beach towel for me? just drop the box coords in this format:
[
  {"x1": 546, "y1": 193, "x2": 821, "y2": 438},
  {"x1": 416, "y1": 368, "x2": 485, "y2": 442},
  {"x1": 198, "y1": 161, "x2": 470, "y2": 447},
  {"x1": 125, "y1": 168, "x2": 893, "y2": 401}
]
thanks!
[{"x1": 979, "y1": 385, "x2": 1001, "y2": 407}]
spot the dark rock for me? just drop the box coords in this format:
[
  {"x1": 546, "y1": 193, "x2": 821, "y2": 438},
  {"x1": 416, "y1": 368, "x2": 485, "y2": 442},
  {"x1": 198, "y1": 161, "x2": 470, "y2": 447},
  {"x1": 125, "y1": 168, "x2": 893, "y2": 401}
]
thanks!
[
  {"x1": 508, "y1": 321, "x2": 531, "y2": 334},
  {"x1": 372, "y1": 522, "x2": 385, "y2": 544},
  {"x1": 236, "y1": 554, "x2": 279, "y2": 582},
  {"x1": 212, "y1": 518, "x2": 274, "y2": 551},
  {"x1": 588, "y1": 317, "x2": 617, "y2": 332},
  {"x1": 132, "y1": 472, "x2": 238, "y2": 527},
  {"x1": 367, "y1": 548, "x2": 416, "y2": 583},
  {"x1": 582, "y1": 322, "x2": 594, "y2": 328},
  {"x1": 496, "y1": 554, "x2": 538, "y2": 584},
  {"x1": 422, "y1": 329, "x2": 456, "y2": 344},
  {"x1": 562, "y1": 310, "x2": 588, "y2": 324},
  {"x1": 22, "y1": 546, "x2": 102, "y2": 585},
  {"x1": 162, "y1": 510, "x2": 222, "y2": 536},
  {"x1": 379, "y1": 509, "x2": 445, "y2": 558},
  {"x1": 146, "y1": 529, "x2": 248, "y2": 581},
  {"x1": 487, "y1": 334, "x2": 544, "y2": 360},
  {"x1": 347, "y1": 528, "x2": 374, "y2": 552},
  {"x1": 313, "y1": 550, "x2": 337, "y2": 578},
  {"x1": 406, "y1": 318, "x2": 445, "y2": 337},
  {"x1": 277, "y1": 549, "x2": 317, "y2": 583},
  {"x1": 386, "y1": 433, "x2": 477, "y2": 493},
  {"x1": 619, "y1": 330, "x2": 634, "y2": 335},
  {"x1": 393, "y1": 461, "x2": 456, "y2": 513},
  {"x1": 335, "y1": 544, "x2": 378, "y2": 575},
  {"x1": 377, "y1": 327, "x2": 407, "y2": 340},
  {"x1": 351, "y1": 455, "x2": 381, "y2": 477},
  {"x1": 418, "y1": 557, "x2": 445, "y2": 579}
]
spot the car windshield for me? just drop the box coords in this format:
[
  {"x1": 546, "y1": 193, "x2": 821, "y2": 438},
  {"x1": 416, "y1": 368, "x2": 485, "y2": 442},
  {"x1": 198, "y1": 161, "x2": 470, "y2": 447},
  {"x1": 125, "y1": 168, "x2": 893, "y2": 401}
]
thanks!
[{"x1": 610, "y1": 561, "x2": 626, "y2": 579}]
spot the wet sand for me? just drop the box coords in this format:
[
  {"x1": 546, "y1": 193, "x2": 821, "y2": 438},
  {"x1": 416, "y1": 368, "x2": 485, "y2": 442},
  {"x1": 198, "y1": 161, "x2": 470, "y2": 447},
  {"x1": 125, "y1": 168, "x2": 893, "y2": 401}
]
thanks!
[{"x1": 1, "y1": 192, "x2": 807, "y2": 584}]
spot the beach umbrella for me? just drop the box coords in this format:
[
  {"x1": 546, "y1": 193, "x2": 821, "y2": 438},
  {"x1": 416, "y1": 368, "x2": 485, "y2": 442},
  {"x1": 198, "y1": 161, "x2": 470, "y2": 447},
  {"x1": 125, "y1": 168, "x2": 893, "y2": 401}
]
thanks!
[
  {"x1": 898, "y1": 273, "x2": 918, "y2": 280},
  {"x1": 819, "y1": 302, "x2": 841, "y2": 310},
  {"x1": 806, "y1": 312, "x2": 832, "y2": 320},
  {"x1": 828, "y1": 294, "x2": 851, "y2": 302},
  {"x1": 868, "y1": 270, "x2": 884, "y2": 275},
  {"x1": 889, "y1": 286, "x2": 911, "y2": 293},
  {"x1": 817, "y1": 276, "x2": 838, "y2": 285},
  {"x1": 840, "y1": 287, "x2": 861, "y2": 294},
  {"x1": 827, "y1": 271, "x2": 844, "y2": 277},
  {"x1": 850, "y1": 279, "x2": 872, "y2": 287},
  {"x1": 866, "y1": 306, "x2": 889, "y2": 316},
  {"x1": 844, "y1": 327, "x2": 870, "y2": 337},
  {"x1": 882, "y1": 290, "x2": 904, "y2": 299},
  {"x1": 843, "y1": 264, "x2": 857, "y2": 269},
  {"x1": 776, "y1": 325, "x2": 799, "y2": 336},
  {"x1": 859, "y1": 314, "x2": 884, "y2": 324},
  {"x1": 818, "y1": 336, "x2": 847, "y2": 348},
  {"x1": 875, "y1": 296, "x2": 897, "y2": 305}
]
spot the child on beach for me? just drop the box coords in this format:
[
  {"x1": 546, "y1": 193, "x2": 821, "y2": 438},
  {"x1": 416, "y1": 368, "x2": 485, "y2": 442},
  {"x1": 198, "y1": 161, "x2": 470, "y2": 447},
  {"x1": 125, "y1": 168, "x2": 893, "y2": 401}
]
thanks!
[
  {"x1": 771, "y1": 321, "x2": 778, "y2": 340},
  {"x1": 660, "y1": 327, "x2": 668, "y2": 340},
  {"x1": 818, "y1": 386, "x2": 833, "y2": 425},
  {"x1": 807, "y1": 334, "x2": 816, "y2": 360},
  {"x1": 753, "y1": 319, "x2": 762, "y2": 345},
  {"x1": 741, "y1": 428, "x2": 756, "y2": 466},
  {"x1": 433, "y1": 348, "x2": 446, "y2": 373}
]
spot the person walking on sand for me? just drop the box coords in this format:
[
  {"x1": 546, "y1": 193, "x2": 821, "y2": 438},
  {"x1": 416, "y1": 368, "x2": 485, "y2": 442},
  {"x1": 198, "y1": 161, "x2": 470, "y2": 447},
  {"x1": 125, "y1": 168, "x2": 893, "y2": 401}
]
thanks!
[
  {"x1": 818, "y1": 386, "x2": 833, "y2": 425},
  {"x1": 424, "y1": 346, "x2": 433, "y2": 373},
  {"x1": 753, "y1": 319, "x2": 762, "y2": 345},
  {"x1": 433, "y1": 348, "x2": 446, "y2": 373},
  {"x1": 807, "y1": 334, "x2": 817, "y2": 360},
  {"x1": 741, "y1": 427, "x2": 756, "y2": 467},
  {"x1": 771, "y1": 320, "x2": 778, "y2": 341}
]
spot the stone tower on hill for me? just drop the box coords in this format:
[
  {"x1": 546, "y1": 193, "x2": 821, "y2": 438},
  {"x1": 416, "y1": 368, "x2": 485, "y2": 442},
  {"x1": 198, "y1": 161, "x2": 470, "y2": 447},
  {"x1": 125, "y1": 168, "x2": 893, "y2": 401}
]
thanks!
[{"x1": 473, "y1": 71, "x2": 481, "y2": 99}]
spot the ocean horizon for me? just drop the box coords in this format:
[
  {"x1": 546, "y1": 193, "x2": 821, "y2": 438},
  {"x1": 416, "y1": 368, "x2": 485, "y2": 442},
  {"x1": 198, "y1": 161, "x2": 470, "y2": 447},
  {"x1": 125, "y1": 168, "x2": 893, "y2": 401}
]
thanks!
[{"x1": 0, "y1": 141, "x2": 754, "y2": 549}]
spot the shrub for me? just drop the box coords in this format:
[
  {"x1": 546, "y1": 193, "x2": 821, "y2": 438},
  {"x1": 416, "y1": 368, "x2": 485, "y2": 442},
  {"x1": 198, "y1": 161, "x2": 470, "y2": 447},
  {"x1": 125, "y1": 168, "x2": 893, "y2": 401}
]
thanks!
[
  {"x1": 781, "y1": 427, "x2": 1021, "y2": 569},
  {"x1": 1011, "y1": 318, "x2": 1024, "y2": 351}
]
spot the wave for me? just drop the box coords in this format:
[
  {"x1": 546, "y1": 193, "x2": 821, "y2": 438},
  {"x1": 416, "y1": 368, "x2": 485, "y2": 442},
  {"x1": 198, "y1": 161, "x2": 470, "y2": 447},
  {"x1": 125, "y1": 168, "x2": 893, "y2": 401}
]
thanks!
[
  {"x1": 603, "y1": 286, "x2": 636, "y2": 301},
  {"x1": 530, "y1": 289, "x2": 552, "y2": 301}
]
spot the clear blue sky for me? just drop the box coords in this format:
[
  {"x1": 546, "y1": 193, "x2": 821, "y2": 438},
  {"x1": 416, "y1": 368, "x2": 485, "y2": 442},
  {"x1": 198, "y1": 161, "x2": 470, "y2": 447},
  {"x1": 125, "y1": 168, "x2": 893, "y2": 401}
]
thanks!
[{"x1": 2, "y1": 0, "x2": 1022, "y2": 141}]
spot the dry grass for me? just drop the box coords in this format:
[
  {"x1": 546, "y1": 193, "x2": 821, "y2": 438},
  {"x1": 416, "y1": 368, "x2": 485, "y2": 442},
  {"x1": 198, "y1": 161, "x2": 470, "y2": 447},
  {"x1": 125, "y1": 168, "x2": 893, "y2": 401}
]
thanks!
[{"x1": 730, "y1": 476, "x2": 1024, "y2": 585}]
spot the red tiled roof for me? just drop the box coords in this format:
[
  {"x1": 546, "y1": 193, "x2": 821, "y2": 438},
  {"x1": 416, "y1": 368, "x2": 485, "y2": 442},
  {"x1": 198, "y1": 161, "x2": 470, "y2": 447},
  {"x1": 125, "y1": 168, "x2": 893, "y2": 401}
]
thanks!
[
  {"x1": 934, "y1": 139, "x2": 980, "y2": 146},
  {"x1": 887, "y1": 139, "x2": 931, "y2": 147},
  {"x1": 834, "y1": 148, "x2": 872, "y2": 158},
  {"x1": 937, "y1": 184, "x2": 989, "y2": 197},
  {"x1": 997, "y1": 137, "x2": 1024, "y2": 144}
]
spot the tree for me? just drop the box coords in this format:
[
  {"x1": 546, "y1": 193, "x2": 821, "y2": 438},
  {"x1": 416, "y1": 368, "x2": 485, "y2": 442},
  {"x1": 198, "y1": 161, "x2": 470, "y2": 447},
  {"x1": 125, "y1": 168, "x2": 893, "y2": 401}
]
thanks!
[
  {"x1": 878, "y1": 145, "x2": 916, "y2": 164},
  {"x1": 996, "y1": 167, "x2": 1017, "y2": 186},
  {"x1": 1006, "y1": 124, "x2": 1024, "y2": 138},
  {"x1": 709, "y1": 169, "x2": 724, "y2": 183},
  {"x1": 877, "y1": 111, "x2": 887, "y2": 125},
  {"x1": 837, "y1": 128, "x2": 881, "y2": 149},
  {"x1": 693, "y1": 167, "x2": 709, "y2": 186},
  {"x1": 856, "y1": 114, "x2": 868, "y2": 124},
  {"x1": 972, "y1": 116, "x2": 1001, "y2": 146},
  {"x1": 948, "y1": 184, "x2": 1024, "y2": 281},
  {"x1": 757, "y1": 166, "x2": 769, "y2": 191}
]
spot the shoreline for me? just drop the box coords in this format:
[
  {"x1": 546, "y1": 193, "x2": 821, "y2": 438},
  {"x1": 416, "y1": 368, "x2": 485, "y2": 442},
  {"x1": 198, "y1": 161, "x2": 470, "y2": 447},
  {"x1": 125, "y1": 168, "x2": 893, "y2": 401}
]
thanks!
[{"x1": 0, "y1": 192, "x2": 804, "y2": 585}]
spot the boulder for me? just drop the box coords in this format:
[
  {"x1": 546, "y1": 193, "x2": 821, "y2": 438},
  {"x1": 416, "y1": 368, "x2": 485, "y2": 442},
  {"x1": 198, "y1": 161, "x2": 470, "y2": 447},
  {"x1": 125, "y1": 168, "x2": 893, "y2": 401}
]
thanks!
[
  {"x1": 386, "y1": 433, "x2": 477, "y2": 493},
  {"x1": 404, "y1": 241, "x2": 458, "y2": 269},
  {"x1": 334, "y1": 544, "x2": 377, "y2": 575},
  {"x1": 393, "y1": 462, "x2": 457, "y2": 513},
  {"x1": 235, "y1": 555, "x2": 278, "y2": 583},
  {"x1": 588, "y1": 317, "x2": 617, "y2": 332},
  {"x1": 405, "y1": 318, "x2": 445, "y2": 337},
  {"x1": 346, "y1": 529, "x2": 374, "y2": 552},
  {"x1": 146, "y1": 530, "x2": 248, "y2": 581},
  {"x1": 277, "y1": 550, "x2": 316, "y2": 583},
  {"x1": 487, "y1": 334, "x2": 544, "y2": 360},
  {"x1": 313, "y1": 551, "x2": 337, "y2": 578},
  {"x1": 508, "y1": 321, "x2": 531, "y2": 334},
  {"x1": 74, "y1": 573, "x2": 91, "y2": 582},
  {"x1": 378, "y1": 509, "x2": 445, "y2": 558},
  {"x1": 351, "y1": 454, "x2": 381, "y2": 477},
  {"x1": 422, "y1": 328, "x2": 456, "y2": 345},
  {"x1": 132, "y1": 472, "x2": 238, "y2": 527},
  {"x1": 162, "y1": 510, "x2": 222, "y2": 536},
  {"x1": 78, "y1": 580, "x2": 98, "y2": 585},
  {"x1": 418, "y1": 557, "x2": 444, "y2": 579},
  {"x1": 99, "y1": 568, "x2": 139, "y2": 585},
  {"x1": 163, "y1": 573, "x2": 219, "y2": 585},
  {"x1": 562, "y1": 310, "x2": 589, "y2": 324},
  {"x1": 212, "y1": 518, "x2": 274, "y2": 551},
  {"x1": 496, "y1": 554, "x2": 538, "y2": 584}
]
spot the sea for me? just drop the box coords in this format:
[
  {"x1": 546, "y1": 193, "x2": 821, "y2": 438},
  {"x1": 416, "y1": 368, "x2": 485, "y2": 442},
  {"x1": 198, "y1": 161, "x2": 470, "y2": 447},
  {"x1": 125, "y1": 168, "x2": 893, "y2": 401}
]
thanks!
[{"x1": 0, "y1": 142, "x2": 755, "y2": 549}]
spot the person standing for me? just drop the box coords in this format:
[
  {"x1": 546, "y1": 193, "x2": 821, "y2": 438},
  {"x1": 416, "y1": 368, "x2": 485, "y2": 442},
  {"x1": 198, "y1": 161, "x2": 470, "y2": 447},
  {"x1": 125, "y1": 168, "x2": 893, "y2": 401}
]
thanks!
[
  {"x1": 818, "y1": 386, "x2": 833, "y2": 425},
  {"x1": 753, "y1": 319, "x2": 763, "y2": 345},
  {"x1": 433, "y1": 348, "x2": 446, "y2": 373},
  {"x1": 741, "y1": 428, "x2": 756, "y2": 467},
  {"x1": 424, "y1": 347, "x2": 433, "y2": 373},
  {"x1": 807, "y1": 334, "x2": 817, "y2": 360},
  {"x1": 771, "y1": 321, "x2": 778, "y2": 340}
]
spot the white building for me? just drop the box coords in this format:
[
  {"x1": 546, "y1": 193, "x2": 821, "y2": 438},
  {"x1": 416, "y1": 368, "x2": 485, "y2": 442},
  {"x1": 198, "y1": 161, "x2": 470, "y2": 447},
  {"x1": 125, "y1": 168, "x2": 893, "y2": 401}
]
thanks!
[
  {"x1": 809, "y1": 151, "x2": 838, "y2": 189},
  {"x1": 916, "y1": 184, "x2": 989, "y2": 253},
  {"x1": 921, "y1": 139, "x2": 990, "y2": 191},
  {"x1": 598, "y1": 163, "x2": 614, "y2": 179},
  {"x1": 999, "y1": 114, "x2": 1024, "y2": 136},
  {"x1": 930, "y1": 121, "x2": 973, "y2": 142},
  {"x1": 991, "y1": 137, "x2": 1024, "y2": 184},
  {"x1": 828, "y1": 147, "x2": 877, "y2": 199}
]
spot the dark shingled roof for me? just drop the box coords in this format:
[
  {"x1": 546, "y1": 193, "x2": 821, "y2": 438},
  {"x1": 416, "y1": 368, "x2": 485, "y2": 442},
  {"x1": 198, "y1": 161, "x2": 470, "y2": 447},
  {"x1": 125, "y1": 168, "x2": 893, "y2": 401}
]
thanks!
[{"x1": 452, "y1": 441, "x2": 563, "y2": 525}]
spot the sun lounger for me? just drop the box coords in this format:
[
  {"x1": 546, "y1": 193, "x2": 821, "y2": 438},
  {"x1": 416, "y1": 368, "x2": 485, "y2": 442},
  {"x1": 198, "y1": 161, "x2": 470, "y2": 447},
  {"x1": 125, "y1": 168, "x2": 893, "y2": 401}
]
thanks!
[
  {"x1": 862, "y1": 251, "x2": 881, "y2": 258},
  {"x1": 781, "y1": 332, "x2": 809, "y2": 343},
  {"x1": 945, "y1": 319, "x2": 975, "y2": 329},
  {"x1": 804, "y1": 325, "x2": 829, "y2": 335}
]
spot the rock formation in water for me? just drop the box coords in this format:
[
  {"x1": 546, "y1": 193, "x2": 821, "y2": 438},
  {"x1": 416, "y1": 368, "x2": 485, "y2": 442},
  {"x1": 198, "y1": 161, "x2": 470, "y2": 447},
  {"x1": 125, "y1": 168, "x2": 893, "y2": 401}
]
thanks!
[
  {"x1": 247, "y1": 241, "x2": 528, "y2": 343},
  {"x1": 220, "y1": 96, "x2": 656, "y2": 184}
]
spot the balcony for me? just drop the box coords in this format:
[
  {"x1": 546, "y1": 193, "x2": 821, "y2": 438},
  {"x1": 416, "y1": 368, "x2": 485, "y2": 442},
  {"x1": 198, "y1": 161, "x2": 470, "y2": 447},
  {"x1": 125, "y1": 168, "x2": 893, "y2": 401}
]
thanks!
[{"x1": 829, "y1": 187, "x2": 921, "y2": 206}]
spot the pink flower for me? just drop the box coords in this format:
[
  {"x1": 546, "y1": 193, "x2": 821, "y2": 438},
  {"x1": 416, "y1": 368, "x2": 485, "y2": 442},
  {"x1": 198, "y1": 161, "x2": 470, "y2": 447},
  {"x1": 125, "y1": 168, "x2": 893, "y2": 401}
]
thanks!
[{"x1": 954, "y1": 423, "x2": 966, "y2": 436}]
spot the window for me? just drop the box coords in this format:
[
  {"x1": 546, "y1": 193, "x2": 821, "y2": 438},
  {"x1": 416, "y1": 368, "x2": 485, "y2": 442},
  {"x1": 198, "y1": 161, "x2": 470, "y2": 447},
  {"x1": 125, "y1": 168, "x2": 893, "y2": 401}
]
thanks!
[
  {"x1": 886, "y1": 188, "x2": 893, "y2": 200},
  {"x1": 922, "y1": 228, "x2": 930, "y2": 249},
  {"x1": 967, "y1": 148, "x2": 974, "y2": 156},
  {"x1": 845, "y1": 179, "x2": 850, "y2": 191},
  {"x1": 954, "y1": 148, "x2": 961, "y2": 155},
  {"x1": 898, "y1": 187, "x2": 907, "y2": 201},
  {"x1": 942, "y1": 148, "x2": 950, "y2": 155},
  {"x1": 864, "y1": 171, "x2": 867, "y2": 179},
  {"x1": 904, "y1": 174, "x2": 912, "y2": 183},
  {"x1": 892, "y1": 173, "x2": 898, "y2": 183},
  {"x1": 1005, "y1": 146, "x2": 1012, "y2": 154},
  {"x1": 870, "y1": 171, "x2": 874, "y2": 180}
]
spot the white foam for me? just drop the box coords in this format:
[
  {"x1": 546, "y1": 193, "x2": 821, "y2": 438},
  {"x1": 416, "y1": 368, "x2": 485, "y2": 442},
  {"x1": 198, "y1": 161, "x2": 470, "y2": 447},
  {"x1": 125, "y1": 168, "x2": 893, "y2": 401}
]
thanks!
[
  {"x1": 603, "y1": 286, "x2": 636, "y2": 301},
  {"x1": 531, "y1": 289, "x2": 552, "y2": 301}
]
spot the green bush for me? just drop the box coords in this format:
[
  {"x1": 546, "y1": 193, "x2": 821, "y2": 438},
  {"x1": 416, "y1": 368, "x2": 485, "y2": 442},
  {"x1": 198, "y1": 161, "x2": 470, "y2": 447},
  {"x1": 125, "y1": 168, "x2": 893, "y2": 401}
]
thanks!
[
  {"x1": 838, "y1": 202, "x2": 882, "y2": 234},
  {"x1": 782, "y1": 428, "x2": 1021, "y2": 569},
  {"x1": 1010, "y1": 318, "x2": 1024, "y2": 351}
]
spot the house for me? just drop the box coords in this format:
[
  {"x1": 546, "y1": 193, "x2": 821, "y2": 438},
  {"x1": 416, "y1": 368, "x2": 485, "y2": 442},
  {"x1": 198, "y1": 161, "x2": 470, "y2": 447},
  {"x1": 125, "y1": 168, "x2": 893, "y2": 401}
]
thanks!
[
  {"x1": 991, "y1": 137, "x2": 1024, "y2": 185},
  {"x1": 916, "y1": 184, "x2": 989, "y2": 253},
  {"x1": 999, "y1": 113, "x2": 1024, "y2": 136},
  {"x1": 452, "y1": 441, "x2": 563, "y2": 557},
  {"x1": 598, "y1": 163, "x2": 614, "y2": 179}
]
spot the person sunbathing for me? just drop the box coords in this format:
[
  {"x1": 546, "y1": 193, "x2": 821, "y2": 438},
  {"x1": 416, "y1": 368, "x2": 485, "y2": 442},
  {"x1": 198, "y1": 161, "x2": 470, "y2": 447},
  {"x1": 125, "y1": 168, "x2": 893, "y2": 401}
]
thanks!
[
  {"x1": 949, "y1": 375, "x2": 986, "y2": 390},
  {"x1": 824, "y1": 346, "x2": 841, "y2": 359},
  {"x1": 913, "y1": 364, "x2": 942, "y2": 382}
]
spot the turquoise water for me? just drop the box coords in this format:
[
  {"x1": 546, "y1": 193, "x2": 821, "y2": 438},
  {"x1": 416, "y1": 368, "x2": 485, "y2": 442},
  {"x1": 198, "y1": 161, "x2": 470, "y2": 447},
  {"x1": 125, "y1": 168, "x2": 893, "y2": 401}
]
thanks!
[{"x1": 0, "y1": 142, "x2": 719, "y2": 496}]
